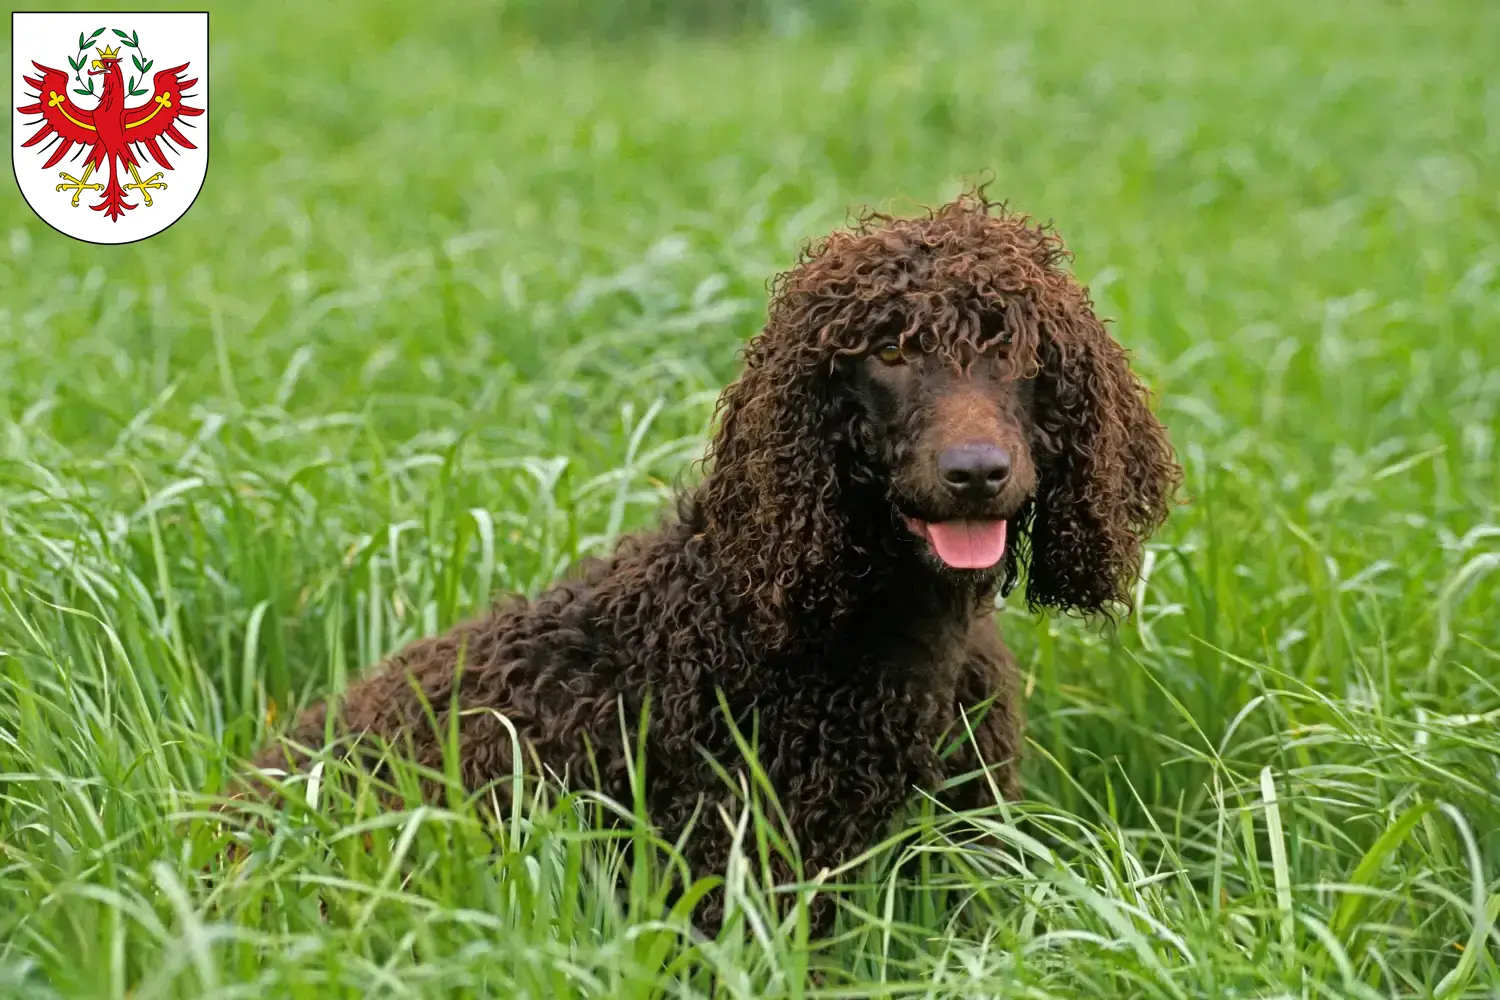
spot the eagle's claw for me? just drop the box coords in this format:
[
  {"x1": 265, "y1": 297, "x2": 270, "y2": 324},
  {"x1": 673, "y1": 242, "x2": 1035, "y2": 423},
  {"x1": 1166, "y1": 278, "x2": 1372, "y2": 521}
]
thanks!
[
  {"x1": 56, "y1": 169, "x2": 103, "y2": 208},
  {"x1": 125, "y1": 165, "x2": 167, "y2": 207}
]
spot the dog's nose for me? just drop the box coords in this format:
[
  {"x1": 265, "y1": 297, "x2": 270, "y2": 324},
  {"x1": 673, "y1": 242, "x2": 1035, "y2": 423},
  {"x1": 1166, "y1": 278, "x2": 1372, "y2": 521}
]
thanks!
[{"x1": 938, "y1": 443, "x2": 1012, "y2": 499}]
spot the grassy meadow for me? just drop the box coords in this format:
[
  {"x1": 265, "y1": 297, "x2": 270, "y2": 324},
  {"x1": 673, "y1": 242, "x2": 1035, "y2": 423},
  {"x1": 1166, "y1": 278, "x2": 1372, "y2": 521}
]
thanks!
[{"x1": 2, "y1": 0, "x2": 1499, "y2": 995}]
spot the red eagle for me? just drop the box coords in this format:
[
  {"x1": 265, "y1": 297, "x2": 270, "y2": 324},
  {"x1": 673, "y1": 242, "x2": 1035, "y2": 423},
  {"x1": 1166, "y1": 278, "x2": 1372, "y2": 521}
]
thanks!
[{"x1": 17, "y1": 44, "x2": 202, "y2": 221}]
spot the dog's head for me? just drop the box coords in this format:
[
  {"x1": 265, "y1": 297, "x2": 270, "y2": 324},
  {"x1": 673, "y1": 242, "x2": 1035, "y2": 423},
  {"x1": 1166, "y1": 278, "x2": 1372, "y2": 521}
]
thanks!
[{"x1": 699, "y1": 190, "x2": 1181, "y2": 644}]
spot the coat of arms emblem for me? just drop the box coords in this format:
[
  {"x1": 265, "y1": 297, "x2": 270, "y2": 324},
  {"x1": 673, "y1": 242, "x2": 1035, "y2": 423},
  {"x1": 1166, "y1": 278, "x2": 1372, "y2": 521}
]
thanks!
[{"x1": 12, "y1": 12, "x2": 208, "y2": 244}]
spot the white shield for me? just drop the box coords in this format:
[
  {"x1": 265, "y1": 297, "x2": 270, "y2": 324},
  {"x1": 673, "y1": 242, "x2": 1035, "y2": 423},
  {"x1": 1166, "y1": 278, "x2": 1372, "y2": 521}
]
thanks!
[{"x1": 12, "y1": 11, "x2": 208, "y2": 245}]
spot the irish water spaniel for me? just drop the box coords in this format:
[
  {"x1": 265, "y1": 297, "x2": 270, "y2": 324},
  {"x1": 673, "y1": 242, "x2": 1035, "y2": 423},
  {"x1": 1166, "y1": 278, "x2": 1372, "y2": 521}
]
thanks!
[{"x1": 244, "y1": 190, "x2": 1181, "y2": 932}]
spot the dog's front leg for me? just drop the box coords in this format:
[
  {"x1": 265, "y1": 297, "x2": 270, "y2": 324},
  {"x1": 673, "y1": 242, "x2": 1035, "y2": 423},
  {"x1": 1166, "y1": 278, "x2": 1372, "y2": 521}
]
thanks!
[{"x1": 940, "y1": 617, "x2": 1024, "y2": 811}]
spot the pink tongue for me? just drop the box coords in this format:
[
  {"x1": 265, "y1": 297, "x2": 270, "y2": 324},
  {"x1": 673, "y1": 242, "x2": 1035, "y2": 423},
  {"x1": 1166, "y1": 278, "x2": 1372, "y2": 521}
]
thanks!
[{"x1": 924, "y1": 520, "x2": 1008, "y2": 569}]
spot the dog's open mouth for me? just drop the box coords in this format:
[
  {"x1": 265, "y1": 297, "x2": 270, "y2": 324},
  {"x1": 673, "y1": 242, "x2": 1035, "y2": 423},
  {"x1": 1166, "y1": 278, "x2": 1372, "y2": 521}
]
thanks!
[{"x1": 902, "y1": 516, "x2": 1007, "y2": 570}]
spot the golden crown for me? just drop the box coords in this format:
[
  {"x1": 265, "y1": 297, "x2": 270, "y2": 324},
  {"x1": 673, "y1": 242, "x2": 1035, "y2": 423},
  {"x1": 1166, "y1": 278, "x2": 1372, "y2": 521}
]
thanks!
[{"x1": 95, "y1": 44, "x2": 120, "y2": 60}]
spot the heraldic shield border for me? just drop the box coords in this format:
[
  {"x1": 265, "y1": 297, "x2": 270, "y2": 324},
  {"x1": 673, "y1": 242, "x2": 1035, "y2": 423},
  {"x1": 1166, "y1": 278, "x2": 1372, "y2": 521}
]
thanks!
[{"x1": 11, "y1": 11, "x2": 209, "y2": 246}]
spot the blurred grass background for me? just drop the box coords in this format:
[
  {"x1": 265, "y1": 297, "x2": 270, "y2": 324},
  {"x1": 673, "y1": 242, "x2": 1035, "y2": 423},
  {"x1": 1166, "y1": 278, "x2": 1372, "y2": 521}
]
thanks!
[{"x1": 2, "y1": 0, "x2": 1499, "y2": 996}]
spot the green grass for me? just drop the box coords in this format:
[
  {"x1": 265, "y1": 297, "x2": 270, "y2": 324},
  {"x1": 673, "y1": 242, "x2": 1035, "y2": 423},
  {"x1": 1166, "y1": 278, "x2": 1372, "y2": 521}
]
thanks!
[{"x1": 3, "y1": 0, "x2": 1499, "y2": 995}]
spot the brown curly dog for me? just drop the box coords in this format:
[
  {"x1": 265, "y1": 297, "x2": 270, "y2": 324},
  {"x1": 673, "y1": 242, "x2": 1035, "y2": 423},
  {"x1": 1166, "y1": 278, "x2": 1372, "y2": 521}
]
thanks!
[{"x1": 245, "y1": 189, "x2": 1181, "y2": 933}]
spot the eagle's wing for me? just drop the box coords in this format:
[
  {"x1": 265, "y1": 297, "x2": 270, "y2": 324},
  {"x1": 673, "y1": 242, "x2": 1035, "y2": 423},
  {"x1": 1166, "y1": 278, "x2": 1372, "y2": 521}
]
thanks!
[
  {"x1": 16, "y1": 63, "x2": 98, "y2": 169},
  {"x1": 124, "y1": 64, "x2": 205, "y2": 170}
]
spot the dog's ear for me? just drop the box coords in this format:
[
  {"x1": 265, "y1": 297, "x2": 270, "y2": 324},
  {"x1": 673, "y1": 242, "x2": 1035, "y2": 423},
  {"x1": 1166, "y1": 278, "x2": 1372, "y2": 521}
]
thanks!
[
  {"x1": 1023, "y1": 294, "x2": 1181, "y2": 618},
  {"x1": 698, "y1": 333, "x2": 856, "y2": 648}
]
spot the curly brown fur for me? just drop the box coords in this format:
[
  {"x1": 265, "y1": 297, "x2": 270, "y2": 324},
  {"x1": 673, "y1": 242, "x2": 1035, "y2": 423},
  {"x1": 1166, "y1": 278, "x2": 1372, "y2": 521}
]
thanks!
[{"x1": 241, "y1": 189, "x2": 1181, "y2": 934}]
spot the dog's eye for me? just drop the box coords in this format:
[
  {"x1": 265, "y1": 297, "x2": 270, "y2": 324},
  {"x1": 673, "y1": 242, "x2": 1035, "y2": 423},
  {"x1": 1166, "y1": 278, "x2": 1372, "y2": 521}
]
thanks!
[{"x1": 874, "y1": 342, "x2": 904, "y2": 365}]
